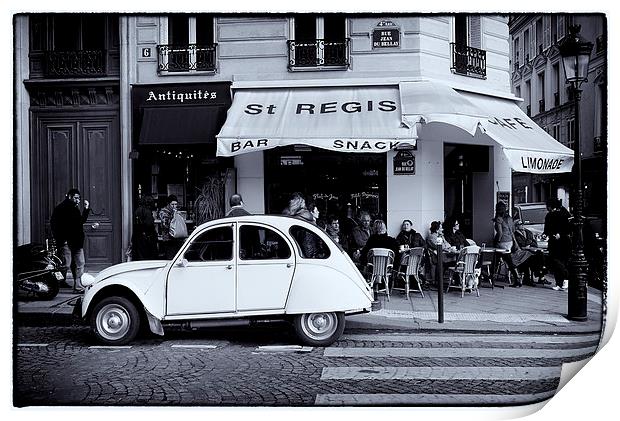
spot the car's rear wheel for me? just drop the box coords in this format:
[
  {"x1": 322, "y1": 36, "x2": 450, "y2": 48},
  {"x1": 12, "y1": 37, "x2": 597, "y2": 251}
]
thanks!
[
  {"x1": 293, "y1": 312, "x2": 345, "y2": 347},
  {"x1": 90, "y1": 296, "x2": 140, "y2": 345}
]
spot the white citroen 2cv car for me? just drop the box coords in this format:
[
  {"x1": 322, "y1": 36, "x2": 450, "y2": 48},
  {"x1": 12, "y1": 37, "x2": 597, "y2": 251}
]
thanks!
[{"x1": 77, "y1": 215, "x2": 373, "y2": 346}]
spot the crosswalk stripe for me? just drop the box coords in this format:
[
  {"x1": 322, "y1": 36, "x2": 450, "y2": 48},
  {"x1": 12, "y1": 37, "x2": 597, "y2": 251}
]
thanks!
[
  {"x1": 340, "y1": 333, "x2": 600, "y2": 344},
  {"x1": 321, "y1": 366, "x2": 562, "y2": 380},
  {"x1": 254, "y1": 345, "x2": 313, "y2": 353},
  {"x1": 88, "y1": 346, "x2": 132, "y2": 349},
  {"x1": 324, "y1": 346, "x2": 597, "y2": 358},
  {"x1": 315, "y1": 390, "x2": 557, "y2": 405},
  {"x1": 17, "y1": 343, "x2": 48, "y2": 347},
  {"x1": 171, "y1": 344, "x2": 217, "y2": 349}
]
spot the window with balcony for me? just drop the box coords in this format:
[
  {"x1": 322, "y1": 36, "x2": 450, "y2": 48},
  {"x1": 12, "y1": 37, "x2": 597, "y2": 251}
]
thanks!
[
  {"x1": 567, "y1": 118, "x2": 575, "y2": 150},
  {"x1": 538, "y1": 72, "x2": 545, "y2": 113},
  {"x1": 552, "y1": 123, "x2": 560, "y2": 141},
  {"x1": 451, "y1": 15, "x2": 486, "y2": 78},
  {"x1": 553, "y1": 63, "x2": 560, "y2": 106},
  {"x1": 29, "y1": 14, "x2": 118, "y2": 78},
  {"x1": 288, "y1": 15, "x2": 349, "y2": 70},
  {"x1": 594, "y1": 83, "x2": 607, "y2": 154},
  {"x1": 157, "y1": 14, "x2": 216, "y2": 73},
  {"x1": 536, "y1": 18, "x2": 543, "y2": 55},
  {"x1": 525, "y1": 80, "x2": 532, "y2": 116},
  {"x1": 513, "y1": 37, "x2": 520, "y2": 69},
  {"x1": 524, "y1": 29, "x2": 531, "y2": 62}
]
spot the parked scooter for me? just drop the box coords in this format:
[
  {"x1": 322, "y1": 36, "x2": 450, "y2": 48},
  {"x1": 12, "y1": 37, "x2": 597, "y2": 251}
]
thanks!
[{"x1": 15, "y1": 240, "x2": 65, "y2": 300}]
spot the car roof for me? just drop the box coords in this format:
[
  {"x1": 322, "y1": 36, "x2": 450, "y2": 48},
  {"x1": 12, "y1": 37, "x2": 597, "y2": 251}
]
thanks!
[
  {"x1": 194, "y1": 214, "x2": 320, "y2": 232},
  {"x1": 514, "y1": 202, "x2": 547, "y2": 209}
]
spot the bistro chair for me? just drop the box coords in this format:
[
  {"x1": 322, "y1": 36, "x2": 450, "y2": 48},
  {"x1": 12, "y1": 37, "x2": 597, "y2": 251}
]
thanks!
[
  {"x1": 446, "y1": 245, "x2": 481, "y2": 297},
  {"x1": 479, "y1": 247, "x2": 495, "y2": 289},
  {"x1": 366, "y1": 248, "x2": 395, "y2": 301},
  {"x1": 393, "y1": 247, "x2": 425, "y2": 299}
]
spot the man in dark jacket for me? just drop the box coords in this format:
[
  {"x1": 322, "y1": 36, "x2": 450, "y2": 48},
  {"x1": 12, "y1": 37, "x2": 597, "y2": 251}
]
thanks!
[
  {"x1": 50, "y1": 188, "x2": 91, "y2": 291},
  {"x1": 226, "y1": 193, "x2": 251, "y2": 217},
  {"x1": 544, "y1": 198, "x2": 572, "y2": 291}
]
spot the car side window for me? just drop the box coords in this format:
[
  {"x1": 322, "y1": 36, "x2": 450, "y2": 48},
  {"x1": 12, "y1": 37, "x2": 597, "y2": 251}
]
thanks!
[
  {"x1": 289, "y1": 226, "x2": 330, "y2": 259},
  {"x1": 184, "y1": 226, "x2": 233, "y2": 262},
  {"x1": 239, "y1": 225, "x2": 291, "y2": 260}
]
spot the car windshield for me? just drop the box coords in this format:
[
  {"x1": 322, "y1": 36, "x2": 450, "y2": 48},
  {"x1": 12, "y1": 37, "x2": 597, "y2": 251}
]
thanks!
[{"x1": 520, "y1": 208, "x2": 547, "y2": 225}]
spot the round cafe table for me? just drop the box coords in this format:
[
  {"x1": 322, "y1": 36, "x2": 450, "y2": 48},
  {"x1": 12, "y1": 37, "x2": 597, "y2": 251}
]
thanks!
[{"x1": 480, "y1": 247, "x2": 511, "y2": 287}]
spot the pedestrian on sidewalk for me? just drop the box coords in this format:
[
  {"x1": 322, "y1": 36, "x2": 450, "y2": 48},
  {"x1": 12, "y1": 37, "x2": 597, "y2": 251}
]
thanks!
[
  {"x1": 493, "y1": 202, "x2": 522, "y2": 287},
  {"x1": 544, "y1": 198, "x2": 571, "y2": 291},
  {"x1": 50, "y1": 188, "x2": 90, "y2": 292},
  {"x1": 159, "y1": 195, "x2": 185, "y2": 259},
  {"x1": 131, "y1": 196, "x2": 158, "y2": 260}
]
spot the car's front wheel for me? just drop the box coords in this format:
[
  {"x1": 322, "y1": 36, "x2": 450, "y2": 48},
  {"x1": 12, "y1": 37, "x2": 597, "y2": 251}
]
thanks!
[
  {"x1": 293, "y1": 312, "x2": 345, "y2": 347},
  {"x1": 90, "y1": 296, "x2": 140, "y2": 345}
]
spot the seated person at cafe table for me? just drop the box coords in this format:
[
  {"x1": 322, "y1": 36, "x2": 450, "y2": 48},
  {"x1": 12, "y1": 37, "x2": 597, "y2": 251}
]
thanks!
[
  {"x1": 395, "y1": 219, "x2": 425, "y2": 249},
  {"x1": 360, "y1": 219, "x2": 401, "y2": 268},
  {"x1": 351, "y1": 211, "x2": 372, "y2": 262},
  {"x1": 425, "y1": 221, "x2": 458, "y2": 284},
  {"x1": 324, "y1": 214, "x2": 350, "y2": 254},
  {"x1": 514, "y1": 219, "x2": 547, "y2": 285},
  {"x1": 443, "y1": 217, "x2": 469, "y2": 250},
  {"x1": 493, "y1": 201, "x2": 522, "y2": 288}
]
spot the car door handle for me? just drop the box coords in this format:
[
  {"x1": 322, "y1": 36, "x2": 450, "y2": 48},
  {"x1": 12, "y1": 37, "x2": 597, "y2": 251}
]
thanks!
[
  {"x1": 286, "y1": 263, "x2": 293, "y2": 268},
  {"x1": 226, "y1": 265, "x2": 233, "y2": 270}
]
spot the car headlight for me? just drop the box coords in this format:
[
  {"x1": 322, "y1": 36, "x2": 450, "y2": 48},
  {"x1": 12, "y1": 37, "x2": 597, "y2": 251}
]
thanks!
[
  {"x1": 45, "y1": 263, "x2": 54, "y2": 270},
  {"x1": 80, "y1": 273, "x2": 96, "y2": 287}
]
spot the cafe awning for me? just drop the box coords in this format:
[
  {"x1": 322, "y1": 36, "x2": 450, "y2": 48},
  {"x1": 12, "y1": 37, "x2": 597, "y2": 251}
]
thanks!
[
  {"x1": 216, "y1": 86, "x2": 416, "y2": 156},
  {"x1": 139, "y1": 106, "x2": 226, "y2": 145},
  {"x1": 400, "y1": 80, "x2": 574, "y2": 174}
]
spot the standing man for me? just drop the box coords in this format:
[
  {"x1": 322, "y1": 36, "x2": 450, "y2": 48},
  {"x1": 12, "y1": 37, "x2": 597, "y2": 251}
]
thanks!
[
  {"x1": 50, "y1": 188, "x2": 90, "y2": 292},
  {"x1": 351, "y1": 211, "x2": 372, "y2": 262},
  {"x1": 226, "y1": 193, "x2": 251, "y2": 217},
  {"x1": 544, "y1": 198, "x2": 572, "y2": 291}
]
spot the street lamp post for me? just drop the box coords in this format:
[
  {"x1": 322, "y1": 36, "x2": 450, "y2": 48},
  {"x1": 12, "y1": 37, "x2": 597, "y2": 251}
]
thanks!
[{"x1": 558, "y1": 24, "x2": 593, "y2": 321}]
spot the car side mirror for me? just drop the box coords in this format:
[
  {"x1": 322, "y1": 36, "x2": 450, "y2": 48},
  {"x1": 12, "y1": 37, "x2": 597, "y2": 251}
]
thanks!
[{"x1": 176, "y1": 258, "x2": 189, "y2": 268}]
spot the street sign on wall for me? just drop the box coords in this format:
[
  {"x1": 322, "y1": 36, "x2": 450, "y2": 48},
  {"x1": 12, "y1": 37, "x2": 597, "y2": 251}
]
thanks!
[
  {"x1": 372, "y1": 21, "x2": 401, "y2": 49},
  {"x1": 394, "y1": 150, "x2": 415, "y2": 175}
]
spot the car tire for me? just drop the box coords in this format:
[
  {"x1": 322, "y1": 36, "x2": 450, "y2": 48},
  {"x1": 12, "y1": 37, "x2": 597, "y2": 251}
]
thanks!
[
  {"x1": 90, "y1": 296, "x2": 140, "y2": 346},
  {"x1": 293, "y1": 312, "x2": 345, "y2": 347}
]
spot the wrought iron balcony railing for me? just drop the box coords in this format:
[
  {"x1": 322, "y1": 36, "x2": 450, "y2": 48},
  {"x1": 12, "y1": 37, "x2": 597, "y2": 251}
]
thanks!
[
  {"x1": 287, "y1": 39, "x2": 350, "y2": 69},
  {"x1": 157, "y1": 44, "x2": 217, "y2": 73},
  {"x1": 539, "y1": 98, "x2": 545, "y2": 113},
  {"x1": 450, "y1": 43, "x2": 486, "y2": 78},
  {"x1": 44, "y1": 50, "x2": 106, "y2": 77}
]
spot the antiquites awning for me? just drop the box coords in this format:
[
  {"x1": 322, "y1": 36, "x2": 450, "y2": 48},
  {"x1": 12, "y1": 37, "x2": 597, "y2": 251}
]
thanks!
[
  {"x1": 216, "y1": 86, "x2": 416, "y2": 156},
  {"x1": 400, "y1": 80, "x2": 575, "y2": 174}
]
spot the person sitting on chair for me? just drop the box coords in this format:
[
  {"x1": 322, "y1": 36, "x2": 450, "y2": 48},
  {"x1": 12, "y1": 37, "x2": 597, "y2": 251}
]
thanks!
[
  {"x1": 360, "y1": 220, "x2": 400, "y2": 268},
  {"x1": 443, "y1": 217, "x2": 468, "y2": 250},
  {"x1": 395, "y1": 219, "x2": 425, "y2": 248}
]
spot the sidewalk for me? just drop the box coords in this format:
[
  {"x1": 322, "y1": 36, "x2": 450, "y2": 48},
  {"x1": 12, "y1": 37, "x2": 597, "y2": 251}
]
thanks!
[{"x1": 16, "y1": 276, "x2": 604, "y2": 335}]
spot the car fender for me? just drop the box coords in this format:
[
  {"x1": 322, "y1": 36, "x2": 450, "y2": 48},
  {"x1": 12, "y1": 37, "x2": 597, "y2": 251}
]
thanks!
[
  {"x1": 81, "y1": 276, "x2": 164, "y2": 320},
  {"x1": 285, "y1": 261, "x2": 372, "y2": 314}
]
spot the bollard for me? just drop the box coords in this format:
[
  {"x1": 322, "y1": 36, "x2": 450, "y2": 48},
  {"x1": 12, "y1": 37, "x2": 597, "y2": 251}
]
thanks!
[{"x1": 436, "y1": 237, "x2": 444, "y2": 323}]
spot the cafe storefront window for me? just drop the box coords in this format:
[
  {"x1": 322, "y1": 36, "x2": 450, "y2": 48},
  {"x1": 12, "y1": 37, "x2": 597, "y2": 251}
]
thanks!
[
  {"x1": 131, "y1": 82, "x2": 233, "y2": 249},
  {"x1": 265, "y1": 147, "x2": 387, "y2": 223}
]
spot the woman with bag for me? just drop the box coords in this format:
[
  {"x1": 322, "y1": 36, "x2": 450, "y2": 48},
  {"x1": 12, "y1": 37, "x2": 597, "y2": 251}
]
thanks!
[{"x1": 159, "y1": 195, "x2": 187, "y2": 259}]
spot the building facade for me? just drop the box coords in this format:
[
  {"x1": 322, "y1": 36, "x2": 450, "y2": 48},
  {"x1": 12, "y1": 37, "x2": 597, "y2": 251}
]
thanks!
[
  {"x1": 16, "y1": 13, "x2": 573, "y2": 268},
  {"x1": 509, "y1": 14, "x2": 607, "y2": 219}
]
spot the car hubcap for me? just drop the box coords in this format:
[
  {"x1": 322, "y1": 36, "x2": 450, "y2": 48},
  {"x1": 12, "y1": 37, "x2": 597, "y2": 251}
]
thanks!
[
  {"x1": 96, "y1": 304, "x2": 131, "y2": 341},
  {"x1": 301, "y1": 312, "x2": 337, "y2": 340}
]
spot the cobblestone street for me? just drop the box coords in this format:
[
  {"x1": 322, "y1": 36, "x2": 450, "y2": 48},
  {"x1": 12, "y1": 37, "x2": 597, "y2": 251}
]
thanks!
[{"x1": 14, "y1": 325, "x2": 599, "y2": 407}]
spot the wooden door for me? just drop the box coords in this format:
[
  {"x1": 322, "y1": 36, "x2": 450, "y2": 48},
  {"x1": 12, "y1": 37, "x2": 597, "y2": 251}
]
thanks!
[{"x1": 31, "y1": 110, "x2": 121, "y2": 271}]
